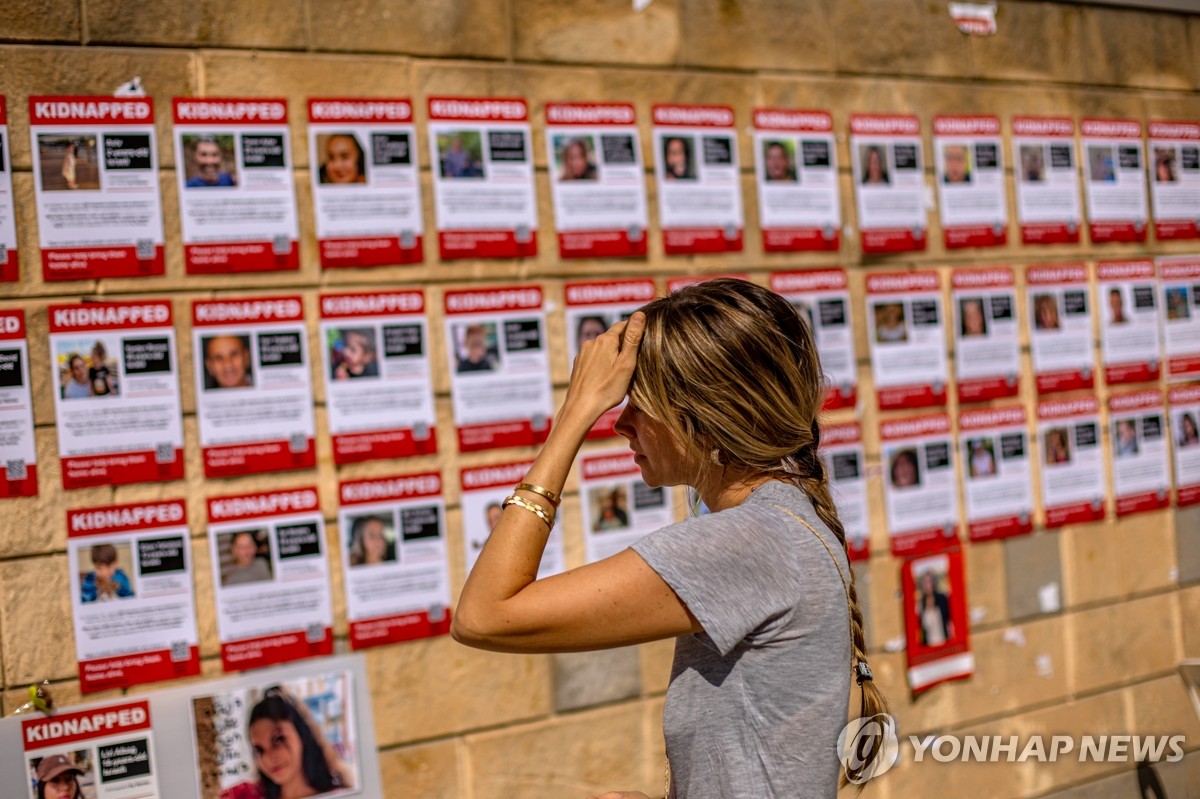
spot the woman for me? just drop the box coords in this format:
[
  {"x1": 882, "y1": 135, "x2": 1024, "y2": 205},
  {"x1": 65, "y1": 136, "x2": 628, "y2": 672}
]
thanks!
[
  {"x1": 663, "y1": 136, "x2": 691, "y2": 180},
  {"x1": 1180, "y1": 413, "x2": 1200, "y2": 448},
  {"x1": 348, "y1": 515, "x2": 394, "y2": 566},
  {"x1": 917, "y1": 571, "x2": 951, "y2": 648},
  {"x1": 453, "y1": 278, "x2": 887, "y2": 797},
  {"x1": 62, "y1": 353, "x2": 92, "y2": 399},
  {"x1": 1034, "y1": 294, "x2": 1060, "y2": 331},
  {"x1": 34, "y1": 754, "x2": 85, "y2": 799},
  {"x1": 560, "y1": 138, "x2": 598, "y2": 181},
  {"x1": 89, "y1": 341, "x2": 114, "y2": 396},
  {"x1": 319, "y1": 134, "x2": 366, "y2": 185},
  {"x1": 61, "y1": 141, "x2": 78, "y2": 190},
  {"x1": 862, "y1": 145, "x2": 888, "y2": 185}
]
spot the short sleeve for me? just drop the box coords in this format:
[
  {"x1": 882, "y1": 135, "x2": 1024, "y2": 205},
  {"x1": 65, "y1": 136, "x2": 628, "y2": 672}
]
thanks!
[{"x1": 632, "y1": 506, "x2": 801, "y2": 656}]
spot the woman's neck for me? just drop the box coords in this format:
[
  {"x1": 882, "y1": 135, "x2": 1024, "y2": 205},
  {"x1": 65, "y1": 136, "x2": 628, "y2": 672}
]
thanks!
[{"x1": 696, "y1": 469, "x2": 778, "y2": 512}]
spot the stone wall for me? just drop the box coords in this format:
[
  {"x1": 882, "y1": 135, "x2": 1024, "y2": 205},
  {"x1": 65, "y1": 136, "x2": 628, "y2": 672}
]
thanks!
[{"x1": 1, "y1": 1, "x2": 1199, "y2": 796}]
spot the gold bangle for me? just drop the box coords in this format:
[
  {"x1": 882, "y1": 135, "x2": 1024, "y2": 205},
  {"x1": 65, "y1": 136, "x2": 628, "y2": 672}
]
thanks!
[
  {"x1": 514, "y1": 481, "x2": 561, "y2": 507},
  {"x1": 502, "y1": 494, "x2": 554, "y2": 529}
]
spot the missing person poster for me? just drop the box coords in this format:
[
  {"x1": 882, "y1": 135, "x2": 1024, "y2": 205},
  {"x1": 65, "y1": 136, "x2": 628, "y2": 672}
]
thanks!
[
  {"x1": 545, "y1": 102, "x2": 648, "y2": 258},
  {"x1": 850, "y1": 114, "x2": 927, "y2": 254},
  {"x1": 1027, "y1": 263, "x2": 1095, "y2": 394},
  {"x1": 172, "y1": 97, "x2": 300, "y2": 273},
  {"x1": 207, "y1": 488, "x2": 334, "y2": 672},
  {"x1": 0, "y1": 97, "x2": 17, "y2": 283},
  {"x1": 1169, "y1": 384, "x2": 1200, "y2": 506},
  {"x1": 48, "y1": 301, "x2": 184, "y2": 489},
  {"x1": 66, "y1": 500, "x2": 201, "y2": 693},
  {"x1": 770, "y1": 269, "x2": 857, "y2": 410},
  {"x1": 1081, "y1": 118, "x2": 1148, "y2": 244},
  {"x1": 1097, "y1": 259, "x2": 1162, "y2": 385},
  {"x1": 880, "y1": 414, "x2": 959, "y2": 557},
  {"x1": 578, "y1": 449, "x2": 675, "y2": 563},
  {"x1": 444, "y1": 285, "x2": 553, "y2": 452},
  {"x1": 752, "y1": 108, "x2": 840, "y2": 252},
  {"x1": 1159, "y1": 255, "x2": 1200, "y2": 379},
  {"x1": 902, "y1": 548, "x2": 974, "y2": 694},
  {"x1": 866, "y1": 271, "x2": 948, "y2": 410},
  {"x1": 933, "y1": 115, "x2": 1007, "y2": 248},
  {"x1": 308, "y1": 98, "x2": 424, "y2": 268},
  {"x1": 1012, "y1": 116, "x2": 1082, "y2": 244},
  {"x1": 20, "y1": 700, "x2": 160, "y2": 799},
  {"x1": 819, "y1": 422, "x2": 869, "y2": 561},
  {"x1": 951, "y1": 267, "x2": 1020, "y2": 403},
  {"x1": 427, "y1": 96, "x2": 537, "y2": 260},
  {"x1": 460, "y1": 461, "x2": 565, "y2": 580},
  {"x1": 563, "y1": 279, "x2": 657, "y2": 438},
  {"x1": 0, "y1": 309, "x2": 37, "y2": 498},
  {"x1": 1148, "y1": 120, "x2": 1200, "y2": 241},
  {"x1": 1108, "y1": 389, "x2": 1170, "y2": 516},
  {"x1": 959, "y1": 406, "x2": 1034, "y2": 542},
  {"x1": 1037, "y1": 397, "x2": 1105, "y2": 527},
  {"x1": 192, "y1": 296, "x2": 316, "y2": 478},
  {"x1": 29, "y1": 96, "x2": 165, "y2": 281},
  {"x1": 318, "y1": 291, "x2": 436, "y2": 464},
  {"x1": 337, "y1": 472, "x2": 452, "y2": 649},
  {"x1": 652, "y1": 104, "x2": 744, "y2": 255}
]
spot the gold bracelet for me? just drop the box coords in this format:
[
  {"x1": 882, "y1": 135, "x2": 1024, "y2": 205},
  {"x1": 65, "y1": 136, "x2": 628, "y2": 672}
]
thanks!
[
  {"x1": 502, "y1": 494, "x2": 554, "y2": 529},
  {"x1": 514, "y1": 481, "x2": 562, "y2": 507}
]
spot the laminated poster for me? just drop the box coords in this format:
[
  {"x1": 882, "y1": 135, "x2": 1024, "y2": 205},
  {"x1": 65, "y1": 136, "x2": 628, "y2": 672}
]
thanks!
[
  {"x1": 192, "y1": 296, "x2": 317, "y2": 478},
  {"x1": 866, "y1": 271, "x2": 948, "y2": 410},
  {"x1": 1037, "y1": 397, "x2": 1105, "y2": 527},
  {"x1": 1108, "y1": 389, "x2": 1170, "y2": 516},
  {"x1": 308, "y1": 98, "x2": 424, "y2": 267},
  {"x1": 880, "y1": 413, "x2": 959, "y2": 557},
  {"x1": 1081, "y1": 118, "x2": 1148, "y2": 244},
  {"x1": 337, "y1": 472, "x2": 452, "y2": 649},
  {"x1": 1159, "y1": 256, "x2": 1200, "y2": 379},
  {"x1": 460, "y1": 460, "x2": 565, "y2": 580},
  {"x1": 0, "y1": 97, "x2": 17, "y2": 282},
  {"x1": 48, "y1": 301, "x2": 184, "y2": 489},
  {"x1": 1027, "y1": 263, "x2": 1095, "y2": 394},
  {"x1": 207, "y1": 487, "x2": 334, "y2": 672},
  {"x1": 1168, "y1": 383, "x2": 1200, "y2": 506},
  {"x1": 1012, "y1": 116, "x2": 1082, "y2": 244},
  {"x1": 30, "y1": 96, "x2": 165, "y2": 280},
  {"x1": 933, "y1": 115, "x2": 1007, "y2": 248},
  {"x1": 318, "y1": 291, "x2": 436, "y2": 464},
  {"x1": 652, "y1": 104, "x2": 744, "y2": 255},
  {"x1": 1096, "y1": 259, "x2": 1162, "y2": 385},
  {"x1": 427, "y1": 96, "x2": 537, "y2": 260},
  {"x1": 563, "y1": 278, "x2": 657, "y2": 438},
  {"x1": 172, "y1": 98, "x2": 300, "y2": 273},
  {"x1": 578, "y1": 448, "x2": 675, "y2": 564},
  {"x1": 444, "y1": 285, "x2": 553, "y2": 452},
  {"x1": 0, "y1": 309, "x2": 37, "y2": 497},
  {"x1": 951, "y1": 267, "x2": 1020, "y2": 403},
  {"x1": 850, "y1": 114, "x2": 927, "y2": 254},
  {"x1": 66, "y1": 500, "x2": 201, "y2": 693},
  {"x1": 770, "y1": 269, "x2": 857, "y2": 410},
  {"x1": 545, "y1": 102, "x2": 649, "y2": 258},
  {"x1": 819, "y1": 421, "x2": 870, "y2": 561},
  {"x1": 958, "y1": 405, "x2": 1034, "y2": 542},
  {"x1": 902, "y1": 547, "x2": 974, "y2": 694},
  {"x1": 752, "y1": 108, "x2": 840, "y2": 252},
  {"x1": 1147, "y1": 120, "x2": 1200, "y2": 241}
]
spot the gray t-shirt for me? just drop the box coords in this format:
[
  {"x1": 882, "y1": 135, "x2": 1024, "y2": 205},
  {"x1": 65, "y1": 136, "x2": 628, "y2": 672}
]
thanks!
[{"x1": 632, "y1": 480, "x2": 851, "y2": 799}]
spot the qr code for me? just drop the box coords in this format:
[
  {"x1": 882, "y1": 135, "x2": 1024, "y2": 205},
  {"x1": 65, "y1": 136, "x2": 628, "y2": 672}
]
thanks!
[
  {"x1": 305, "y1": 624, "x2": 325, "y2": 643},
  {"x1": 169, "y1": 640, "x2": 189, "y2": 662},
  {"x1": 136, "y1": 239, "x2": 154, "y2": 260},
  {"x1": 288, "y1": 433, "x2": 307, "y2": 453},
  {"x1": 272, "y1": 235, "x2": 291, "y2": 255},
  {"x1": 0, "y1": 244, "x2": 8, "y2": 264},
  {"x1": 155, "y1": 443, "x2": 176, "y2": 463},
  {"x1": 5, "y1": 459, "x2": 26, "y2": 480}
]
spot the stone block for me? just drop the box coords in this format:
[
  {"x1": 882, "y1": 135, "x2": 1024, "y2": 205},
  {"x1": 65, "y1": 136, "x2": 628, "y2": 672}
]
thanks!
[
  {"x1": 1176, "y1": 505, "x2": 1200, "y2": 584},
  {"x1": 1180, "y1": 585, "x2": 1200, "y2": 658},
  {"x1": 1066, "y1": 592, "x2": 1180, "y2": 695},
  {"x1": 0, "y1": 555, "x2": 76, "y2": 683},
  {"x1": 966, "y1": 539, "x2": 1006, "y2": 627},
  {"x1": 0, "y1": 2, "x2": 80, "y2": 42},
  {"x1": 968, "y1": 2, "x2": 1087, "y2": 86},
  {"x1": 1113, "y1": 510, "x2": 1177, "y2": 596},
  {"x1": 513, "y1": 0, "x2": 680, "y2": 67},
  {"x1": 378, "y1": 739, "x2": 463, "y2": 799},
  {"x1": 1125, "y1": 674, "x2": 1200, "y2": 743},
  {"x1": 553, "y1": 646, "x2": 641, "y2": 712},
  {"x1": 1004, "y1": 531, "x2": 1063, "y2": 621},
  {"x1": 309, "y1": 0, "x2": 508, "y2": 59},
  {"x1": 861, "y1": 554, "x2": 903, "y2": 653},
  {"x1": 1060, "y1": 521, "x2": 1120, "y2": 608},
  {"x1": 639, "y1": 638, "x2": 674, "y2": 695},
  {"x1": 87, "y1": 0, "x2": 307, "y2": 49},
  {"x1": 830, "y1": 0, "x2": 972, "y2": 79},
  {"x1": 1079, "y1": 7, "x2": 1194, "y2": 91},
  {"x1": 678, "y1": 0, "x2": 834, "y2": 72}
]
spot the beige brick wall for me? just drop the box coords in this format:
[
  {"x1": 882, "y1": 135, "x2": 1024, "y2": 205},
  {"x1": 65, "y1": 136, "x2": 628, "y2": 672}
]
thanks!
[{"x1": 1, "y1": 2, "x2": 1198, "y2": 797}]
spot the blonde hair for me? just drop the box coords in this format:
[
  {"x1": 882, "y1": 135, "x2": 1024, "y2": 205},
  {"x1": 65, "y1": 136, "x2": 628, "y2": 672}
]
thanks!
[{"x1": 629, "y1": 277, "x2": 889, "y2": 786}]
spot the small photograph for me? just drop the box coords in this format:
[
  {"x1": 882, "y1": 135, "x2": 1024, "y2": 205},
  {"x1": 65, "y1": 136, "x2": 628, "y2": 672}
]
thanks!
[
  {"x1": 452, "y1": 322, "x2": 500, "y2": 374},
  {"x1": 55, "y1": 337, "x2": 121, "y2": 401},
  {"x1": 346, "y1": 512, "x2": 397, "y2": 567},
  {"x1": 77, "y1": 541, "x2": 136, "y2": 603},
  {"x1": 1019, "y1": 144, "x2": 1045, "y2": 183},
  {"x1": 789, "y1": 300, "x2": 815, "y2": 334},
  {"x1": 965, "y1": 437, "x2": 997, "y2": 479},
  {"x1": 873, "y1": 302, "x2": 907, "y2": 344},
  {"x1": 958, "y1": 297, "x2": 988, "y2": 338},
  {"x1": 590, "y1": 484, "x2": 630, "y2": 532},
  {"x1": 29, "y1": 750, "x2": 97, "y2": 799},
  {"x1": 911, "y1": 554, "x2": 953, "y2": 649},
  {"x1": 1165, "y1": 287, "x2": 1191, "y2": 321},
  {"x1": 1153, "y1": 146, "x2": 1178, "y2": 183},
  {"x1": 762, "y1": 139, "x2": 798, "y2": 183},
  {"x1": 317, "y1": 132, "x2": 367, "y2": 185},
  {"x1": 218, "y1": 529, "x2": 273, "y2": 587},
  {"x1": 327, "y1": 327, "x2": 379, "y2": 381},
  {"x1": 859, "y1": 144, "x2": 890, "y2": 185},
  {"x1": 888, "y1": 448, "x2": 922, "y2": 489},
  {"x1": 941, "y1": 143, "x2": 972, "y2": 184},
  {"x1": 554, "y1": 134, "x2": 599, "y2": 181},
  {"x1": 1088, "y1": 145, "x2": 1116, "y2": 182},
  {"x1": 1043, "y1": 427, "x2": 1071, "y2": 465},
  {"x1": 661, "y1": 135, "x2": 696, "y2": 181},
  {"x1": 1113, "y1": 417, "x2": 1139, "y2": 458},
  {"x1": 201, "y1": 334, "x2": 254, "y2": 390},
  {"x1": 437, "y1": 130, "x2": 484, "y2": 179},
  {"x1": 1178, "y1": 412, "x2": 1200, "y2": 448},
  {"x1": 1106, "y1": 287, "x2": 1128, "y2": 325},
  {"x1": 572, "y1": 314, "x2": 610, "y2": 356},
  {"x1": 37, "y1": 134, "x2": 100, "y2": 191},
  {"x1": 1032, "y1": 293, "x2": 1061, "y2": 331},
  {"x1": 182, "y1": 133, "x2": 238, "y2": 188}
]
